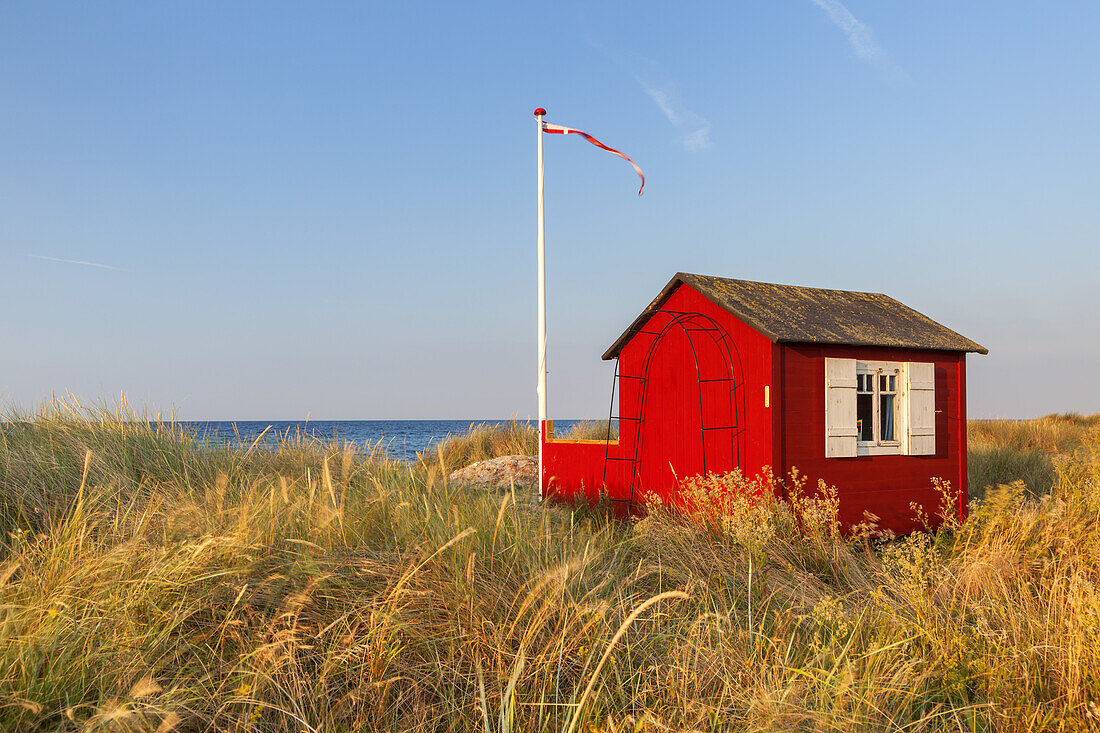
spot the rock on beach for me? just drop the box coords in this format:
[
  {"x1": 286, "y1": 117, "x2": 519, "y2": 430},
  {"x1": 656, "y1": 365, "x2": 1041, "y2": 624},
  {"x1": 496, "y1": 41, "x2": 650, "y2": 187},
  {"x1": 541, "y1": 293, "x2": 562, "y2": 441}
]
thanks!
[{"x1": 447, "y1": 455, "x2": 536, "y2": 494}]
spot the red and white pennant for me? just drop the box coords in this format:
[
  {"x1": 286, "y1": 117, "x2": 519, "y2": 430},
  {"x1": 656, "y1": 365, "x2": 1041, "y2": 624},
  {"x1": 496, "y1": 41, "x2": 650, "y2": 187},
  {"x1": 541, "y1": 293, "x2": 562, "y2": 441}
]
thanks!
[{"x1": 539, "y1": 117, "x2": 645, "y2": 195}]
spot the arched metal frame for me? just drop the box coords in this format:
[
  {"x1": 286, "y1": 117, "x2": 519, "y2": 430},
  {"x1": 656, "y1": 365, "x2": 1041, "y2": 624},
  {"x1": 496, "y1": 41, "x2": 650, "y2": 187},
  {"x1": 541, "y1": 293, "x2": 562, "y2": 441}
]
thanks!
[{"x1": 601, "y1": 309, "x2": 746, "y2": 508}]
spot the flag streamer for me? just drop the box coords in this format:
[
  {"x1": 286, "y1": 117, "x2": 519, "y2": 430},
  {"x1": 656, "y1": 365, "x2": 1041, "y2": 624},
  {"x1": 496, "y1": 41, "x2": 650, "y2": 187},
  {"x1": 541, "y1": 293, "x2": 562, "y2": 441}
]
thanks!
[
  {"x1": 532, "y1": 107, "x2": 642, "y2": 500},
  {"x1": 541, "y1": 122, "x2": 645, "y2": 195}
]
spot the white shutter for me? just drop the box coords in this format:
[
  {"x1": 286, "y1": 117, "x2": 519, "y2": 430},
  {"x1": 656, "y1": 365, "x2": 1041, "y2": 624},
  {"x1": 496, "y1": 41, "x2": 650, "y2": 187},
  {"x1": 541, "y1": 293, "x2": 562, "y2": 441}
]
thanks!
[
  {"x1": 824, "y1": 358, "x2": 857, "y2": 458},
  {"x1": 907, "y1": 361, "x2": 936, "y2": 455}
]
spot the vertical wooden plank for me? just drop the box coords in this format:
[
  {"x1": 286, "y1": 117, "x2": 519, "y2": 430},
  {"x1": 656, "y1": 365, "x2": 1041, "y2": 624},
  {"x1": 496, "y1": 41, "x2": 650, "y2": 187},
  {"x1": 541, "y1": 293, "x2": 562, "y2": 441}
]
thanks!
[
  {"x1": 772, "y1": 342, "x2": 784, "y2": 491},
  {"x1": 825, "y1": 357, "x2": 857, "y2": 457},
  {"x1": 907, "y1": 361, "x2": 936, "y2": 455},
  {"x1": 957, "y1": 354, "x2": 968, "y2": 522}
]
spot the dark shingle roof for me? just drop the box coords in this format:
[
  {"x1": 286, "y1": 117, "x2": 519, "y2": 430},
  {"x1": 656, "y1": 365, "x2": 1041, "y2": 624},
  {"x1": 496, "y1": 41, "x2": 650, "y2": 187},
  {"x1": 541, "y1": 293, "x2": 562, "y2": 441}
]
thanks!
[{"x1": 602, "y1": 273, "x2": 988, "y2": 359}]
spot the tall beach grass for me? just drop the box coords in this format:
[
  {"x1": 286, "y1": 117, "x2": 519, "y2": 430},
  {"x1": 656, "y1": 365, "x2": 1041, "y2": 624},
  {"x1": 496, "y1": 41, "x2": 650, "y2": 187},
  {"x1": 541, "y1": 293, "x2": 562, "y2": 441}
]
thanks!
[
  {"x1": 968, "y1": 413, "x2": 1100, "y2": 498},
  {"x1": 0, "y1": 403, "x2": 1097, "y2": 730}
]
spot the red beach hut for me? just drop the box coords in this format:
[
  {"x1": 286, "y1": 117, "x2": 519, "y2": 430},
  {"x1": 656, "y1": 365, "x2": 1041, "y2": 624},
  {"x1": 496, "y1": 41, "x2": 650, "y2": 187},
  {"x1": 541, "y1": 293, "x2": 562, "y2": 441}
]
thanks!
[{"x1": 541, "y1": 273, "x2": 987, "y2": 535}]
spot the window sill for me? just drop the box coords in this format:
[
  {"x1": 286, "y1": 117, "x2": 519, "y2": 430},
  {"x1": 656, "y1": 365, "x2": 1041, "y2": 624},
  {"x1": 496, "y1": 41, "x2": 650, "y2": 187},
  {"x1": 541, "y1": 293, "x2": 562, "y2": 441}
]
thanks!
[{"x1": 856, "y1": 442, "x2": 903, "y2": 456}]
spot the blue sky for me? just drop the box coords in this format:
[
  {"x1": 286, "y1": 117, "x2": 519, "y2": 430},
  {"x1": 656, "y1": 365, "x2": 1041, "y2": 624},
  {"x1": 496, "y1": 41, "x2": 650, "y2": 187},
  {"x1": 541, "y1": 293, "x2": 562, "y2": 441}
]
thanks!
[{"x1": 1, "y1": 1, "x2": 1098, "y2": 419}]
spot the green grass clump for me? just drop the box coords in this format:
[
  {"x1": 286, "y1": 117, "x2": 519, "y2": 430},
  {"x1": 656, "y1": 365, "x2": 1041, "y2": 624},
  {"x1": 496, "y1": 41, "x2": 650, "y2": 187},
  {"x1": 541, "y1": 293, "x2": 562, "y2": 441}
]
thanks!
[
  {"x1": 425, "y1": 420, "x2": 616, "y2": 474},
  {"x1": 557, "y1": 420, "x2": 618, "y2": 441},
  {"x1": 968, "y1": 413, "x2": 1100, "y2": 498},
  {"x1": 0, "y1": 401, "x2": 1098, "y2": 731},
  {"x1": 969, "y1": 413, "x2": 1100, "y2": 454},
  {"x1": 428, "y1": 419, "x2": 537, "y2": 472}
]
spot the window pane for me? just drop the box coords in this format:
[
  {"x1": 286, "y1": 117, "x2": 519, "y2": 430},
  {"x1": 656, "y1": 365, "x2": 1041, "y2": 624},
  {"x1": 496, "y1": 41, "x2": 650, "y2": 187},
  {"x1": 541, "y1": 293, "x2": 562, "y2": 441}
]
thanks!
[
  {"x1": 888, "y1": 375, "x2": 896, "y2": 391},
  {"x1": 857, "y1": 393, "x2": 874, "y2": 441},
  {"x1": 880, "y1": 394, "x2": 895, "y2": 441},
  {"x1": 879, "y1": 374, "x2": 888, "y2": 392}
]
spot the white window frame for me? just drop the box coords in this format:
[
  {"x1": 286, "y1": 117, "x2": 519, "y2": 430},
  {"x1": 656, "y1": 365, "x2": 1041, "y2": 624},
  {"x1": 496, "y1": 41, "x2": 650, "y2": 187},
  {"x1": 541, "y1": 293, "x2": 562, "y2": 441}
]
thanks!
[
  {"x1": 824, "y1": 358, "x2": 937, "y2": 458},
  {"x1": 855, "y1": 361, "x2": 906, "y2": 456}
]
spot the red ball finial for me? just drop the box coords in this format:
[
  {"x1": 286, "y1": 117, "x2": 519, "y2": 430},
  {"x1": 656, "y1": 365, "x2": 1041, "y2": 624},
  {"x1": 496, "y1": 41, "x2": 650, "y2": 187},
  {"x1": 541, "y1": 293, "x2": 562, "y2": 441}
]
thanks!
[{"x1": 533, "y1": 108, "x2": 546, "y2": 117}]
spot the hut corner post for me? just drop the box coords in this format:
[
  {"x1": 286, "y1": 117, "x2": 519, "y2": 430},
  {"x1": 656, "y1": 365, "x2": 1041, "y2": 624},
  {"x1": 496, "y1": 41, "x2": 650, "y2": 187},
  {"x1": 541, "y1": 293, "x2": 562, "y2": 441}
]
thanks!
[{"x1": 535, "y1": 107, "x2": 547, "y2": 500}]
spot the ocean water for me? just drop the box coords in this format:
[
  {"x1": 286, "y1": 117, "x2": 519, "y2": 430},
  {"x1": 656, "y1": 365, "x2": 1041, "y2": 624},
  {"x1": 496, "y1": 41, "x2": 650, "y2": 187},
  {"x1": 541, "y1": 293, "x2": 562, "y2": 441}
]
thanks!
[{"x1": 180, "y1": 419, "x2": 601, "y2": 462}]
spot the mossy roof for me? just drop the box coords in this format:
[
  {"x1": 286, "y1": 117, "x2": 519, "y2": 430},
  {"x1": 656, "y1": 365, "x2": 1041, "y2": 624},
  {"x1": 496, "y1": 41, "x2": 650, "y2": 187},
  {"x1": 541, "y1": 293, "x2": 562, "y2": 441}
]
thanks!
[{"x1": 601, "y1": 272, "x2": 988, "y2": 360}]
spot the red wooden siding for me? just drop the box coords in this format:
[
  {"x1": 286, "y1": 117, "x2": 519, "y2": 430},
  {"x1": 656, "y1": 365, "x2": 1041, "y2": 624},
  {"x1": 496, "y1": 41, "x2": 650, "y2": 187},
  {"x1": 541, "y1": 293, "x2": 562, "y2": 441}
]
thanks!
[{"x1": 779, "y1": 344, "x2": 968, "y2": 535}]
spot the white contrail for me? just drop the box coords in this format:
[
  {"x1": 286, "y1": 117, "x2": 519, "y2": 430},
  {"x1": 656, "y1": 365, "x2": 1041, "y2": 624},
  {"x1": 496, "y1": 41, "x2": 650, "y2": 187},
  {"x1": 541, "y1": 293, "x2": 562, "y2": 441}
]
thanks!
[
  {"x1": 637, "y1": 80, "x2": 712, "y2": 151},
  {"x1": 24, "y1": 253, "x2": 126, "y2": 271},
  {"x1": 809, "y1": 0, "x2": 885, "y2": 63},
  {"x1": 586, "y1": 34, "x2": 712, "y2": 152},
  {"x1": 641, "y1": 85, "x2": 680, "y2": 125},
  {"x1": 681, "y1": 125, "x2": 713, "y2": 153}
]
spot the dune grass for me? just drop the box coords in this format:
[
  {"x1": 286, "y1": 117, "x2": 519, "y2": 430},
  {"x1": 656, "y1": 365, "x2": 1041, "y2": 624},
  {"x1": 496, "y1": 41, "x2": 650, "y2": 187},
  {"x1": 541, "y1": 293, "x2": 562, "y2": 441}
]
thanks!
[
  {"x1": 429, "y1": 419, "x2": 539, "y2": 472},
  {"x1": 0, "y1": 404, "x2": 1098, "y2": 730},
  {"x1": 968, "y1": 413, "x2": 1100, "y2": 499},
  {"x1": 428, "y1": 420, "x2": 617, "y2": 473},
  {"x1": 557, "y1": 420, "x2": 619, "y2": 442}
]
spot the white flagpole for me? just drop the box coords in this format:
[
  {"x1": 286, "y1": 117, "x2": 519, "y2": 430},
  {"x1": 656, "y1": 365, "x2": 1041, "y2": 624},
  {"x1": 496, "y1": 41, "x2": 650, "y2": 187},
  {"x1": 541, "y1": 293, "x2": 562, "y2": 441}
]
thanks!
[{"x1": 535, "y1": 107, "x2": 547, "y2": 500}]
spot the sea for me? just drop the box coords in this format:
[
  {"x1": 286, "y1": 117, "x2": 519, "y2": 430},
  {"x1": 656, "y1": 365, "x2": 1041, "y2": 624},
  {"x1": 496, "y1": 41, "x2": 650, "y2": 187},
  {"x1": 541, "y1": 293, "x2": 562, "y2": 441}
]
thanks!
[{"x1": 179, "y1": 419, "x2": 600, "y2": 462}]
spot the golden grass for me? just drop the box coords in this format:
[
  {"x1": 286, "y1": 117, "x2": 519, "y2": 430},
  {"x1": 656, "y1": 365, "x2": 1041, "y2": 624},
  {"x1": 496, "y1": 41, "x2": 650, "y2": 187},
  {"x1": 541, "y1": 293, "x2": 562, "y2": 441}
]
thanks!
[
  {"x1": 968, "y1": 413, "x2": 1100, "y2": 498},
  {"x1": 429, "y1": 419, "x2": 538, "y2": 472},
  {"x1": 969, "y1": 413, "x2": 1100, "y2": 454},
  {"x1": 558, "y1": 420, "x2": 618, "y2": 442},
  {"x1": 0, "y1": 403, "x2": 1097, "y2": 731},
  {"x1": 427, "y1": 420, "x2": 616, "y2": 473}
]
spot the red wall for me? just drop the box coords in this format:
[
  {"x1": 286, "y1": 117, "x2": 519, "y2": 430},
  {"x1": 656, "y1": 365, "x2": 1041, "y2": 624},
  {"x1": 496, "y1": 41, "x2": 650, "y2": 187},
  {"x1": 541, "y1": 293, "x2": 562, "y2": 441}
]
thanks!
[
  {"x1": 541, "y1": 434, "x2": 618, "y2": 506},
  {"x1": 543, "y1": 283, "x2": 775, "y2": 510},
  {"x1": 778, "y1": 344, "x2": 968, "y2": 535}
]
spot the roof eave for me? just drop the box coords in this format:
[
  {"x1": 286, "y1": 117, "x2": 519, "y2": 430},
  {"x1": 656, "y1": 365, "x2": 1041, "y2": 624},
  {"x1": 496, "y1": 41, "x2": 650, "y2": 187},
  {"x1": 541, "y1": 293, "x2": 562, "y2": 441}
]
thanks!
[{"x1": 775, "y1": 337, "x2": 989, "y2": 355}]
